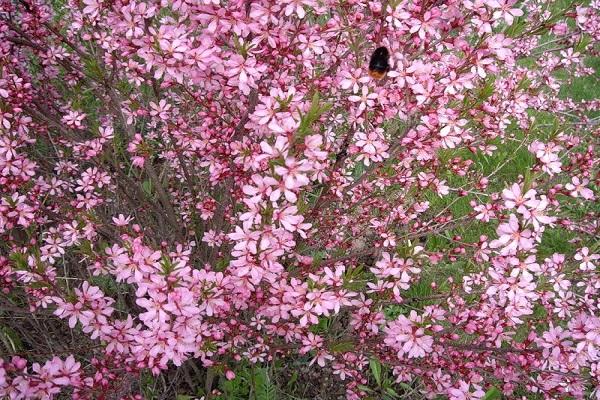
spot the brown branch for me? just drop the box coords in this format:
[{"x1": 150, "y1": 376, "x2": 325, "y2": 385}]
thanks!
[
  {"x1": 320, "y1": 248, "x2": 382, "y2": 267},
  {"x1": 232, "y1": 87, "x2": 260, "y2": 140},
  {"x1": 144, "y1": 161, "x2": 184, "y2": 241},
  {"x1": 5, "y1": 36, "x2": 45, "y2": 52}
]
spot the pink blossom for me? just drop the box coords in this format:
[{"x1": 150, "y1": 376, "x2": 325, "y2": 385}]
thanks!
[
  {"x1": 1, "y1": 2, "x2": 598, "y2": 398},
  {"x1": 384, "y1": 311, "x2": 433, "y2": 358},
  {"x1": 502, "y1": 183, "x2": 536, "y2": 210},
  {"x1": 489, "y1": 0, "x2": 523, "y2": 25},
  {"x1": 490, "y1": 214, "x2": 534, "y2": 255},
  {"x1": 354, "y1": 129, "x2": 389, "y2": 166},
  {"x1": 575, "y1": 247, "x2": 599, "y2": 271},
  {"x1": 282, "y1": 0, "x2": 317, "y2": 19},
  {"x1": 566, "y1": 176, "x2": 594, "y2": 200},
  {"x1": 112, "y1": 214, "x2": 133, "y2": 226},
  {"x1": 348, "y1": 86, "x2": 379, "y2": 115}
]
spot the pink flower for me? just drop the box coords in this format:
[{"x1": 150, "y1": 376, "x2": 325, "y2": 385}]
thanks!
[
  {"x1": 136, "y1": 291, "x2": 169, "y2": 325},
  {"x1": 282, "y1": 0, "x2": 317, "y2": 19},
  {"x1": 384, "y1": 311, "x2": 433, "y2": 358},
  {"x1": 409, "y1": 11, "x2": 439, "y2": 39},
  {"x1": 448, "y1": 381, "x2": 485, "y2": 400},
  {"x1": 502, "y1": 183, "x2": 535, "y2": 210},
  {"x1": 348, "y1": 86, "x2": 378, "y2": 115},
  {"x1": 520, "y1": 196, "x2": 556, "y2": 231},
  {"x1": 486, "y1": 34, "x2": 513, "y2": 61},
  {"x1": 225, "y1": 55, "x2": 267, "y2": 95},
  {"x1": 260, "y1": 136, "x2": 289, "y2": 160},
  {"x1": 565, "y1": 177, "x2": 594, "y2": 200},
  {"x1": 298, "y1": 34, "x2": 326, "y2": 57},
  {"x1": 273, "y1": 206, "x2": 311, "y2": 237},
  {"x1": 49, "y1": 355, "x2": 81, "y2": 386},
  {"x1": 339, "y1": 68, "x2": 369, "y2": 93},
  {"x1": 560, "y1": 48, "x2": 581, "y2": 66},
  {"x1": 300, "y1": 332, "x2": 323, "y2": 354},
  {"x1": 489, "y1": 0, "x2": 524, "y2": 25},
  {"x1": 538, "y1": 324, "x2": 572, "y2": 360},
  {"x1": 473, "y1": 203, "x2": 495, "y2": 222},
  {"x1": 149, "y1": 100, "x2": 171, "y2": 120},
  {"x1": 112, "y1": 214, "x2": 133, "y2": 226},
  {"x1": 53, "y1": 299, "x2": 93, "y2": 329},
  {"x1": 304, "y1": 134, "x2": 327, "y2": 161},
  {"x1": 305, "y1": 289, "x2": 337, "y2": 316},
  {"x1": 438, "y1": 111, "x2": 469, "y2": 149},
  {"x1": 528, "y1": 140, "x2": 563, "y2": 175},
  {"x1": 489, "y1": 214, "x2": 534, "y2": 255},
  {"x1": 508, "y1": 254, "x2": 540, "y2": 280},
  {"x1": 82, "y1": 0, "x2": 102, "y2": 17},
  {"x1": 575, "y1": 247, "x2": 599, "y2": 271},
  {"x1": 354, "y1": 129, "x2": 389, "y2": 166},
  {"x1": 411, "y1": 80, "x2": 435, "y2": 105},
  {"x1": 228, "y1": 225, "x2": 261, "y2": 254},
  {"x1": 61, "y1": 111, "x2": 87, "y2": 129},
  {"x1": 274, "y1": 158, "x2": 311, "y2": 192}
]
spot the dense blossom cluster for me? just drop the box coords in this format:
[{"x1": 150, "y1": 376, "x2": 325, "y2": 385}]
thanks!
[{"x1": 0, "y1": 0, "x2": 599, "y2": 398}]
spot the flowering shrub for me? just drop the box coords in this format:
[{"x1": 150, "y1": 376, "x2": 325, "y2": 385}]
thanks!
[{"x1": 0, "y1": 0, "x2": 599, "y2": 398}]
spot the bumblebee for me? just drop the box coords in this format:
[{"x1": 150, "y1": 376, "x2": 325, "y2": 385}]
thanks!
[{"x1": 368, "y1": 46, "x2": 390, "y2": 80}]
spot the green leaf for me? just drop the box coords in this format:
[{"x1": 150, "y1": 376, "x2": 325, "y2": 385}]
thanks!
[
  {"x1": 254, "y1": 368, "x2": 276, "y2": 400},
  {"x1": 285, "y1": 370, "x2": 298, "y2": 389},
  {"x1": 352, "y1": 161, "x2": 366, "y2": 179},
  {"x1": 516, "y1": 77, "x2": 532, "y2": 91},
  {"x1": 219, "y1": 367, "x2": 249, "y2": 400},
  {"x1": 369, "y1": 357, "x2": 382, "y2": 387},
  {"x1": 296, "y1": 91, "x2": 331, "y2": 139},
  {"x1": 9, "y1": 252, "x2": 28, "y2": 270},
  {"x1": 160, "y1": 255, "x2": 174, "y2": 274},
  {"x1": 477, "y1": 79, "x2": 495, "y2": 102},
  {"x1": 0, "y1": 326, "x2": 23, "y2": 352},
  {"x1": 29, "y1": 281, "x2": 53, "y2": 290},
  {"x1": 357, "y1": 385, "x2": 374, "y2": 393},
  {"x1": 504, "y1": 16, "x2": 526, "y2": 37},
  {"x1": 331, "y1": 340, "x2": 355, "y2": 353},
  {"x1": 522, "y1": 168, "x2": 533, "y2": 193},
  {"x1": 142, "y1": 179, "x2": 153, "y2": 196},
  {"x1": 309, "y1": 315, "x2": 332, "y2": 333},
  {"x1": 482, "y1": 387, "x2": 502, "y2": 400},
  {"x1": 215, "y1": 257, "x2": 229, "y2": 272},
  {"x1": 575, "y1": 34, "x2": 591, "y2": 53}
]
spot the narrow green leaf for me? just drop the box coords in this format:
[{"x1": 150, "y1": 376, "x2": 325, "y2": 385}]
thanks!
[
  {"x1": 286, "y1": 371, "x2": 298, "y2": 389},
  {"x1": 522, "y1": 168, "x2": 533, "y2": 193},
  {"x1": 369, "y1": 357, "x2": 382, "y2": 387},
  {"x1": 482, "y1": 386, "x2": 502, "y2": 400},
  {"x1": 331, "y1": 340, "x2": 355, "y2": 353},
  {"x1": 357, "y1": 385, "x2": 374, "y2": 393},
  {"x1": 0, "y1": 326, "x2": 23, "y2": 352},
  {"x1": 575, "y1": 34, "x2": 591, "y2": 53},
  {"x1": 9, "y1": 252, "x2": 28, "y2": 270},
  {"x1": 142, "y1": 180, "x2": 153, "y2": 196},
  {"x1": 254, "y1": 368, "x2": 276, "y2": 400}
]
